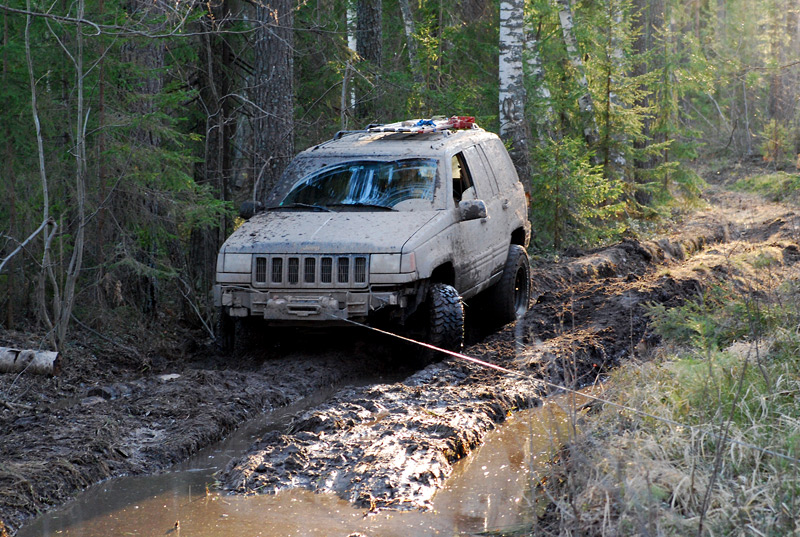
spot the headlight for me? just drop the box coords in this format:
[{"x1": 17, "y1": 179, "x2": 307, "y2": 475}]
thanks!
[
  {"x1": 401, "y1": 252, "x2": 416, "y2": 273},
  {"x1": 224, "y1": 253, "x2": 252, "y2": 273},
  {"x1": 370, "y1": 253, "x2": 401, "y2": 273}
]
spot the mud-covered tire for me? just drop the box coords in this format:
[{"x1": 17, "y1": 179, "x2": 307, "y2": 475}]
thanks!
[
  {"x1": 488, "y1": 245, "x2": 531, "y2": 325},
  {"x1": 216, "y1": 307, "x2": 236, "y2": 354},
  {"x1": 428, "y1": 283, "x2": 464, "y2": 352}
]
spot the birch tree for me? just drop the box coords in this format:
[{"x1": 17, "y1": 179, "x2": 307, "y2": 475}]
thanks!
[
  {"x1": 556, "y1": 0, "x2": 599, "y2": 148},
  {"x1": 499, "y1": 0, "x2": 532, "y2": 191},
  {"x1": 399, "y1": 0, "x2": 424, "y2": 85},
  {"x1": 524, "y1": 11, "x2": 555, "y2": 141},
  {"x1": 342, "y1": 3, "x2": 357, "y2": 129}
]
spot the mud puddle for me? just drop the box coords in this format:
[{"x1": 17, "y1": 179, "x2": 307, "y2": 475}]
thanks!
[{"x1": 18, "y1": 391, "x2": 593, "y2": 537}]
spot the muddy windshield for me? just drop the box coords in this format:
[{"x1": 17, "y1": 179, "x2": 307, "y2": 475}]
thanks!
[{"x1": 275, "y1": 159, "x2": 438, "y2": 210}]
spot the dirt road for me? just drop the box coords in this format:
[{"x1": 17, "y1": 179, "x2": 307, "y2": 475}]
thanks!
[{"x1": 2, "y1": 164, "x2": 799, "y2": 534}]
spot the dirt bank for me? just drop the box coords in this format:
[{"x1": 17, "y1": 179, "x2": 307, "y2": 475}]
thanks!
[{"x1": 4, "y1": 164, "x2": 799, "y2": 534}]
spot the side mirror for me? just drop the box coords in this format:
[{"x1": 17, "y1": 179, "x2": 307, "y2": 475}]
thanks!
[
  {"x1": 239, "y1": 200, "x2": 265, "y2": 220},
  {"x1": 459, "y1": 199, "x2": 487, "y2": 221}
]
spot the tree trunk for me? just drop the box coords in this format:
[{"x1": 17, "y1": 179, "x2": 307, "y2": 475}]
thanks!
[
  {"x1": 191, "y1": 3, "x2": 236, "y2": 299},
  {"x1": 95, "y1": 0, "x2": 109, "y2": 310},
  {"x1": 355, "y1": 0, "x2": 381, "y2": 123},
  {"x1": 524, "y1": 15, "x2": 555, "y2": 141},
  {"x1": 555, "y1": 0, "x2": 599, "y2": 149},
  {"x1": 788, "y1": 1, "x2": 799, "y2": 143},
  {"x1": 601, "y1": 0, "x2": 627, "y2": 180},
  {"x1": 767, "y1": 3, "x2": 786, "y2": 121},
  {"x1": 119, "y1": 0, "x2": 167, "y2": 318},
  {"x1": 632, "y1": 0, "x2": 663, "y2": 202},
  {"x1": 398, "y1": 0, "x2": 423, "y2": 85},
  {"x1": 0, "y1": 347, "x2": 61, "y2": 375},
  {"x1": 343, "y1": 4, "x2": 357, "y2": 128},
  {"x1": 253, "y1": 0, "x2": 294, "y2": 200},
  {"x1": 25, "y1": 0, "x2": 59, "y2": 350},
  {"x1": 3, "y1": 11, "x2": 15, "y2": 329},
  {"x1": 55, "y1": 0, "x2": 87, "y2": 347},
  {"x1": 499, "y1": 0, "x2": 532, "y2": 191}
]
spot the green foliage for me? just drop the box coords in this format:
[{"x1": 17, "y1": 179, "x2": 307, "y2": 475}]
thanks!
[
  {"x1": 759, "y1": 120, "x2": 796, "y2": 169},
  {"x1": 647, "y1": 283, "x2": 800, "y2": 443},
  {"x1": 292, "y1": 0, "x2": 501, "y2": 147},
  {"x1": 646, "y1": 283, "x2": 787, "y2": 353},
  {"x1": 732, "y1": 171, "x2": 800, "y2": 204},
  {"x1": 1, "y1": 0, "x2": 796, "y2": 335},
  {"x1": 530, "y1": 135, "x2": 625, "y2": 250}
]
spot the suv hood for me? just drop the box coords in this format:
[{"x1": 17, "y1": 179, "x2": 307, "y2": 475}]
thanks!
[{"x1": 222, "y1": 210, "x2": 441, "y2": 254}]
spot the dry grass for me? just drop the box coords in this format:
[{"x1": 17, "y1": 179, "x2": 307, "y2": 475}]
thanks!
[{"x1": 537, "y1": 244, "x2": 800, "y2": 536}]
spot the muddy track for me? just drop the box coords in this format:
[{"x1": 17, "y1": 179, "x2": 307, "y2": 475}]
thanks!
[
  {"x1": 220, "y1": 185, "x2": 800, "y2": 509},
  {"x1": 3, "y1": 177, "x2": 800, "y2": 533},
  {"x1": 0, "y1": 335, "x2": 402, "y2": 534}
]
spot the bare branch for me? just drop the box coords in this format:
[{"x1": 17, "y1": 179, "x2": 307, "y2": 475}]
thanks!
[
  {"x1": 0, "y1": 218, "x2": 53, "y2": 274},
  {"x1": 0, "y1": 3, "x2": 101, "y2": 34}
]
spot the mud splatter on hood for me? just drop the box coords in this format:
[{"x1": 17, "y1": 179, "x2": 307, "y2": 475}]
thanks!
[{"x1": 222, "y1": 210, "x2": 443, "y2": 254}]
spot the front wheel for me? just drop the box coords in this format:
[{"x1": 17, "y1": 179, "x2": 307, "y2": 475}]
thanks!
[
  {"x1": 427, "y1": 283, "x2": 464, "y2": 353},
  {"x1": 489, "y1": 245, "x2": 531, "y2": 325},
  {"x1": 216, "y1": 307, "x2": 235, "y2": 354}
]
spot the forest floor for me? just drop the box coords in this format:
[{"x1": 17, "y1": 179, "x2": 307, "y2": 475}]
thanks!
[{"x1": 2, "y1": 161, "x2": 799, "y2": 535}]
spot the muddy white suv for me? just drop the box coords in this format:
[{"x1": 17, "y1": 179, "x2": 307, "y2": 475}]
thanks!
[{"x1": 214, "y1": 118, "x2": 531, "y2": 354}]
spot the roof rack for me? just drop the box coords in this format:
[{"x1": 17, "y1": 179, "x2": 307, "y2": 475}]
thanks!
[
  {"x1": 367, "y1": 116, "x2": 479, "y2": 134},
  {"x1": 332, "y1": 129, "x2": 369, "y2": 140}
]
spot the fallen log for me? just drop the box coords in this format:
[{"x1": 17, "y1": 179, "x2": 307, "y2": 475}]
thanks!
[{"x1": 0, "y1": 347, "x2": 61, "y2": 375}]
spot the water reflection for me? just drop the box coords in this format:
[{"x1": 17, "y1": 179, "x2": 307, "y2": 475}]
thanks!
[{"x1": 19, "y1": 391, "x2": 592, "y2": 537}]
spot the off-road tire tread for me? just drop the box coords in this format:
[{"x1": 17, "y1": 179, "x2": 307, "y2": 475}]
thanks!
[
  {"x1": 428, "y1": 283, "x2": 464, "y2": 352},
  {"x1": 490, "y1": 245, "x2": 531, "y2": 325},
  {"x1": 216, "y1": 307, "x2": 235, "y2": 354}
]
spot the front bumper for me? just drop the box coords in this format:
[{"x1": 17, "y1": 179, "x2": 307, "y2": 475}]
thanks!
[{"x1": 214, "y1": 285, "x2": 406, "y2": 322}]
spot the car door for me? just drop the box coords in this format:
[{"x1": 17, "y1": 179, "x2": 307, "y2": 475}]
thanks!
[
  {"x1": 462, "y1": 145, "x2": 509, "y2": 284},
  {"x1": 472, "y1": 143, "x2": 515, "y2": 271},
  {"x1": 451, "y1": 146, "x2": 505, "y2": 297}
]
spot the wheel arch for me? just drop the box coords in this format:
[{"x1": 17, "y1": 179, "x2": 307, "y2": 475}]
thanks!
[
  {"x1": 429, "y1": 262, "x2": 456, "y2": 287},
  {"x1": 510, "y1": 226, "x2": 527, "y2": 247}
]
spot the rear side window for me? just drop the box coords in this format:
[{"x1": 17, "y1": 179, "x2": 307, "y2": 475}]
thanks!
[
  {"x1": 481, "y1": 138, "x2": 519, "y2": 190},
  {"x1": 463, "y1": 145, "x2": 498, "y2": 197}
]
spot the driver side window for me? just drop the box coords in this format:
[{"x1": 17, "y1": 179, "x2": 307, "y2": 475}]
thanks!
[{"x1": 451, "y1": 153, "x2": 475, "y2": 204}]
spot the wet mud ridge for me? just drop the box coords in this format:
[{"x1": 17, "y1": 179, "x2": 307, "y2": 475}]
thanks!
[
  {"x1": 224, "y1": 364, "x2": 541, "y2": 509},
  {"x1": 220, "y1": 186, "x2": 800, "y2": 510}
]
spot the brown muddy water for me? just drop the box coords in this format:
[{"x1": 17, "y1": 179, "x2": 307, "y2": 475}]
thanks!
[{"x1": 18, "y1": 391, "x2": 592, "y2": 537}]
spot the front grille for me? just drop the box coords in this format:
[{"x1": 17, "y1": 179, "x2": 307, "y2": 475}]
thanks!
[
  {"x1": 321, "y1": 257, "x2": 333, "y2": 283},
  {"x1": 338, "y1": 258, "x2": 349, "y2": 283},
  {"x1": 288, "y1": 257, "x2": 299, "y2": 284},
  {"x1": 304, "y1": 258, "x2": 316, "y2": 283},
  {"x1": 271, "y1": 258, "x2": 283, "y2": 283},
  {"x1": 354, "y1": 257, "x2": 367, "y2": 283},
  {"x1": 254, "y1": 254, "x2": 369, "y2": 288},
  {"x1": 255, "y1": 257, "x2": 267, "y2": 283}
]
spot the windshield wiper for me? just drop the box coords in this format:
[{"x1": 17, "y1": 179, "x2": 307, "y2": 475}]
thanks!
[
  {"x1": 270, "y1": 203, "x2": 333, "y2": 212},
  {"x1": 328, "y1": 202, "x2": 394, "y2": 211}
]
